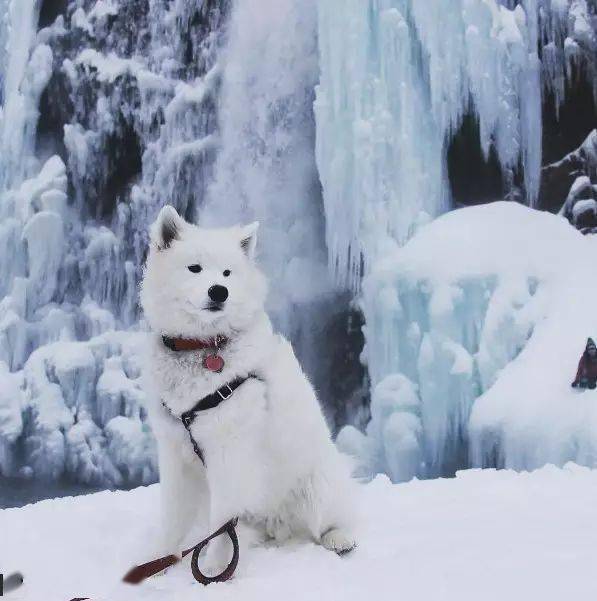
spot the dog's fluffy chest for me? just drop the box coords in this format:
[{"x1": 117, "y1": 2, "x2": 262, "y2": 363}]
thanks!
[{"x1": 149, "y1": 319, "x2": 283, "y2": 517}]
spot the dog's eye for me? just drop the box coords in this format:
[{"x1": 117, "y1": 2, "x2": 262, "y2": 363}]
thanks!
[
  {"x1": 188, "y1": 264, "x2": 202, "y2": 273},
  {"x1": 223, "y1": 269, "x2": 231, "y2": 277}
]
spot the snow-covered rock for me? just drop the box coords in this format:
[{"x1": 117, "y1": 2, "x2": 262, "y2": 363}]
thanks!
[
  {"x1": 2, "y1": 464, "x2": 597, "y2": 600},
  {"x1": 551, "y1": 130, "x2": 597, "y2": 230}
]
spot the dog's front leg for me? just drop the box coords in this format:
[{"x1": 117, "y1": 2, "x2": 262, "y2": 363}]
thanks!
[{"x1": 157, "y1": 436, "x2": 209, "y2": 556}]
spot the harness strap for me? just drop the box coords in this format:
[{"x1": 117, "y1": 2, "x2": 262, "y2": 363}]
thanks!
[
  {"x1": 182, "y1": 375, "x2": 258, "y2": 418},
  {"x1": 181, "y1": 417, "x2": 205, "y2": 465},
  {"x1": 162, "y1": 374, "x2": 261, "y2": 466}
]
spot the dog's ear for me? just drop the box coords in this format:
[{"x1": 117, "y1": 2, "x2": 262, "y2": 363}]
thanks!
[
  {"x1": 240, "y1": 222, "x2": 259, "y2": 259},
  {"x1": 151, "y1": 205, "x2": 184, "y2": 250}
]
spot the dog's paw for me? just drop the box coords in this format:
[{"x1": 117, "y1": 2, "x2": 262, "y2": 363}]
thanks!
[{"x1": 320, "y1": 528, "x2": 357, "y2": 556}]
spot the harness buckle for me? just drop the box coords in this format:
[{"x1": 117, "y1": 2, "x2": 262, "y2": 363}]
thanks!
[
  {"x1": 182, "y1": 413, "x2": 194, "y2": 428},
  {"x1": 217, "y1": 384, "x2": 234, "y2": 401}
]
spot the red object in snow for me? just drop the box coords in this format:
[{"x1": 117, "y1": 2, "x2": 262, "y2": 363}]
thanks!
[{"x1": 572, "y1": 338, "x2": 597, "y2": 387}]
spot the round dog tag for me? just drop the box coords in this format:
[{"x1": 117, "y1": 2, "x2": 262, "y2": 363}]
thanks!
[{"x1": 203, "y1": 354, "x2": 225, "y2": 373}]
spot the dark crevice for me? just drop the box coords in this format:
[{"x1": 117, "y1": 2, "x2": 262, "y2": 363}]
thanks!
[
  {"x1": 325, "y1": 306, "x2": 369, "y2": 433},
  {"x1": 542, "y1": 69, "x2": 597, "y2": 166},
  {"x1": 179, "y1": 0, "x2": 229, "y2": 77},
  {"x1": 538, "y1": 69, "x2": 597, "y2": 213},
  {"x1": 35, "y1": 72, "x2": 72, "y2": 162},
  {"x1": 101, "y1": 0, "x2": 151, "y2": 57},
  {"x1": 39, "y1": 0, "x2": 68, "y2": 29},
  {"x1": 63, "y1": 72, "x2": 143, "y2": 221},
  {"x1": 100, "y1": 120, "x2": 143, "y2": 219},
  {"x1": 447, "y1": 113, "x2": 505, "y2": 206}
]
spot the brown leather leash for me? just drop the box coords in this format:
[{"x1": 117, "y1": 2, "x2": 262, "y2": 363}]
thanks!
[{"x1": 122, "y1": 517, "x2": 239, "y2": 586}]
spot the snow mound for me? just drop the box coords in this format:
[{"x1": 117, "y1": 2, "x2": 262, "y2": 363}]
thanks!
[
  {"x1": 341, "y1": 202, "x2": 597, "y2": 479},
  {"x1": 2, "y1": 464, "x2": 597, "y2": 600}
]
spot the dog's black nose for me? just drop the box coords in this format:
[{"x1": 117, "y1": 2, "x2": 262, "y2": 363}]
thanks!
[{"x1": 208, "y1": 285, "x2": 228, "y2": 303}]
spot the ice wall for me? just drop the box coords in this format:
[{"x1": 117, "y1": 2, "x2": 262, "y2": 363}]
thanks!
[
  {"x1": 316, "y1": 0, "x2": 596, "y2": 288},
  {"x1": 316, "y1": 0, "x2": 542, "y2": 290},
  {"x1": 316, "y1": 1, "x2": 596, "y2": 290},
  {"x1": 0, "y1": 0, "x2": 46, "y2": 192},
  {"x1": 0, "y1": 0, "x2": 229, "y2": 487}
]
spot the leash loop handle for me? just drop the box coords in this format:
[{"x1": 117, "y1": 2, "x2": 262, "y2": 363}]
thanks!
[
  {"x1": 123, "y1": 518, "x2": 239, "y2": 586},
  {"x1": 184, "y1": 518, "x2": 239, "y2": 585}
]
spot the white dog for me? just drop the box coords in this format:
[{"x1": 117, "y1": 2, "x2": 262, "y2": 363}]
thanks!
[{"x1": 140, "y1": 206, "x2": 356, "y2": 575}]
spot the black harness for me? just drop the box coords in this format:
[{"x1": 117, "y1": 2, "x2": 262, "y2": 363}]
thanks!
[{"x1": 162, "y1": 374, "x2": 261, "y2": 465}]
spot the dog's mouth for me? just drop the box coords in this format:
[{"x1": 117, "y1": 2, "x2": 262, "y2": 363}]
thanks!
[{"x1": 206, "y1": 302, "x2": 224, "y2": 313}]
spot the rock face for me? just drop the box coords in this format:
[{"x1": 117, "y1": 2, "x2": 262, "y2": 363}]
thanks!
[{"x1": 544, "y1": 129, "x2": 597, "y2": 232}]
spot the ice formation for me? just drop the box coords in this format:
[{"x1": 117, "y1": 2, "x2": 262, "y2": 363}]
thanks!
[
  {"x1": 316, "y1": 0, "x2": 596, "y2": 291},
  {"x1": 0, "y1": 0, "x2": 229, "y2": 487},
  {"x1": 338, "y1": 202, "x2": 597, "y2": 480},
  {"x1": 318, "y1": 0, "x2": 597, "y2": 480},
  {"x1": 0, "y1": 0, "x2": 360, "y2": 492}
]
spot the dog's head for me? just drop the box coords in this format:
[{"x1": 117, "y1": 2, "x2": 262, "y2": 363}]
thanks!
[{"x1": 141, "y1": 206, "x2": 267, "y2": 338}]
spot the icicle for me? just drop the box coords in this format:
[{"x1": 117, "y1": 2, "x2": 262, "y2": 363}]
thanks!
[{"x1": 0, "y1": 0, "x2": 51, "y2": 192}]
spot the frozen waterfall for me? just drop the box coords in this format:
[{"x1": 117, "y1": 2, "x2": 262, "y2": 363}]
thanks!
[
  {"x1": 0, "y1": 0, "x2": 364, "y2": 495},
  {"x1": 0, "y1": 0, "x2": 230, "y2": 488},
  {"x1": 315, "y1": 0, "x2": 548, "y2": 291},
  {"x1": 338, "y1": 202, "x2": 597, "y2": 480}
]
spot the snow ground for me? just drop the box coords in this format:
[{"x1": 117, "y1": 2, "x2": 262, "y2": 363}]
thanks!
[{"x1": 2, "y1": 464, "x2": 597, "y2": 601}]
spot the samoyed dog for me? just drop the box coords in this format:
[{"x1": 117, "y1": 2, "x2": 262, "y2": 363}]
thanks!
[{"x1": 140, "y1": 205, "x2": 356, "y2": 575}]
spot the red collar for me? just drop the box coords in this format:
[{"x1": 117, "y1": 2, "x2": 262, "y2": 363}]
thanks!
[{"x1": 162, "y1": 335, "x2": 228, "y2": 352}]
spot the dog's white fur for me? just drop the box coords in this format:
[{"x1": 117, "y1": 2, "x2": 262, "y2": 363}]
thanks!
[{"x1": 140, "y1": 206, "x2": 356, "y2": 573}]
